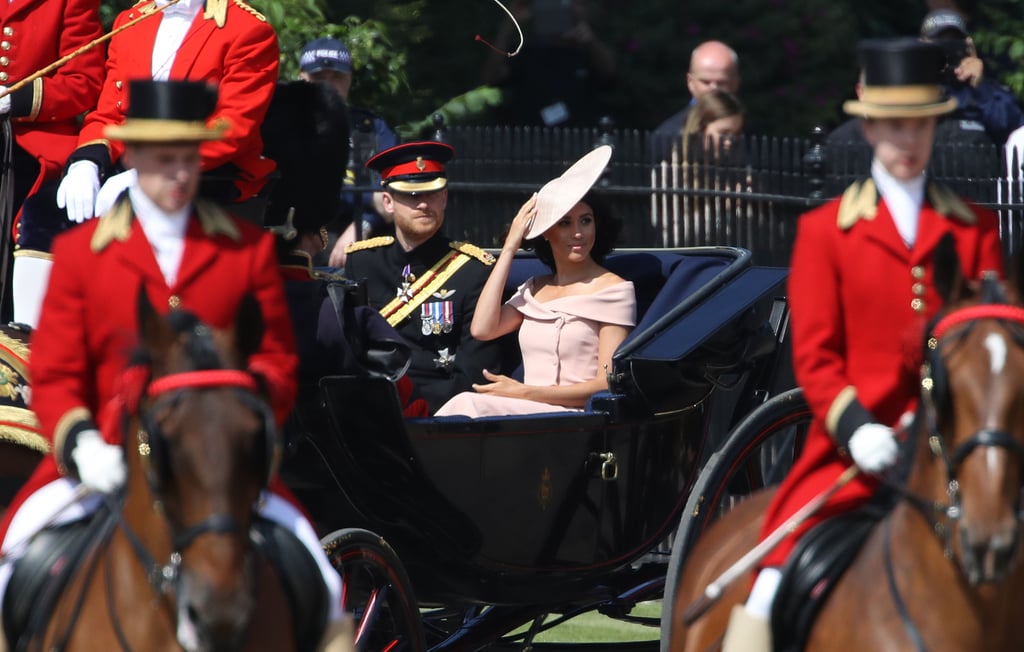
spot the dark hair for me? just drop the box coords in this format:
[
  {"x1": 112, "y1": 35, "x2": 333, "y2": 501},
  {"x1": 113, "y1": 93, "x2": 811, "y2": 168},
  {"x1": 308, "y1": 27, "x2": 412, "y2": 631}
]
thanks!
[{"x1": 523, "y1": 191, "x2": 622, "y2": 271}]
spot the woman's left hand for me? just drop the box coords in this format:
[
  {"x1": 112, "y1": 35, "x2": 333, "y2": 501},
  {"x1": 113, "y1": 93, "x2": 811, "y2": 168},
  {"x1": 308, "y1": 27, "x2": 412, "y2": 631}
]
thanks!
[
  {"x1": 473, "y1": 369, "x2": 527, "y2": 398},
  {"x1": 504, "y1": 193, "x2": 538, "y2": 251}
]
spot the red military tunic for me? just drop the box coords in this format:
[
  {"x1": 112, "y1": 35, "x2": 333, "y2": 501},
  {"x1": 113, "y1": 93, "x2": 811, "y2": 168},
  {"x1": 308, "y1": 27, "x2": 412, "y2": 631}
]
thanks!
[
  {"x1": 758, "y1": 180, "x2": 1004, "y2": 568},
  {"x1": 0, "y1": 200, "x2": 298, "y2": 539},
  {"x1": 73, "y1": 0, "x2": 278, "y2": 201},
  {"x1": 0, "y1": 0, "x2": 103, "y2": 199}
]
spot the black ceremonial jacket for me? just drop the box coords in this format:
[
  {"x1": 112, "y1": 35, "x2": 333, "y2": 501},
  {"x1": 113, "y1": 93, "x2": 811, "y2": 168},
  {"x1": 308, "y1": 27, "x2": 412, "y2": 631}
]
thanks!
[{"x1": 345, "y1": 231, "x2": 503, "y2": 412}]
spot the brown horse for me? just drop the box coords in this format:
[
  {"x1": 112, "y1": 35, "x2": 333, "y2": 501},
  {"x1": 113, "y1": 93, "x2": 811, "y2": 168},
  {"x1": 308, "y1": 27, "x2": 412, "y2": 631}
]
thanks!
[
  {"x1": 668, "y1": 247, "x2": 1024, "y2": 651},
  {"x1": 28, "y1": 293, "x2": 295, "y2": 652}
]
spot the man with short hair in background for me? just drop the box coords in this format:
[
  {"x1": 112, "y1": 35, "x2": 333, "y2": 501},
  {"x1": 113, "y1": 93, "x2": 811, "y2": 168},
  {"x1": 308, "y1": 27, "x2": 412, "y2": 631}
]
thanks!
[{"x1": 650, "y1": 40, "x2": 740, "y2": 162}]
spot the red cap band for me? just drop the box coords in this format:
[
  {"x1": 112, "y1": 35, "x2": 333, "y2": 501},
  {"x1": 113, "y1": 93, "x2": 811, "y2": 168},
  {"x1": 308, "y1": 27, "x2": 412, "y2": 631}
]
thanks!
[{"x1": 380, "y1": 157, "x2": 446, "y2": 181}]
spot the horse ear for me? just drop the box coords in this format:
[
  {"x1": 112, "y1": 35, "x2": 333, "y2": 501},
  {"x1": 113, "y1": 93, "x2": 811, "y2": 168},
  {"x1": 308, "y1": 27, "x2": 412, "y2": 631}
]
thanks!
[
  {"x1": 235, "y1": 294, "x2": 265, "y2": 360},
  {"x1": 933, "y1": 233, "x2": 967, "y2": 305}
]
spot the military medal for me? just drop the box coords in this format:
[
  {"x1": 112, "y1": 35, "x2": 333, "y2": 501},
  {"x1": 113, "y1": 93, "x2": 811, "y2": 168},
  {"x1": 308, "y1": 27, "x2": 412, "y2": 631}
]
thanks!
[
  {"x1": 434, "y1": 347, "x2": 455, "y2": 369},
  {"x1": 421, "y1": 301, "x2": 454, "y2": 336},
  {"x1": 397, "y1": 264, "x2": 415, "y2": 303}
]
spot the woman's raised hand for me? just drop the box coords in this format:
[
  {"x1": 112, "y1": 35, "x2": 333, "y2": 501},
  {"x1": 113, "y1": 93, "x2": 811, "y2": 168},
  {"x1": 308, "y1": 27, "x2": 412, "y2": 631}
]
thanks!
[{"x1": 505, "y1": 193, "x2": 538, "y2": 251}]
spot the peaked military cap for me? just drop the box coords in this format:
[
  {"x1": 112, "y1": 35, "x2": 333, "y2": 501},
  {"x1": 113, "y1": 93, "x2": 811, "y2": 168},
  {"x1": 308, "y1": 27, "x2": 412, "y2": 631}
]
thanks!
[{"x1": 366, "y1": 141, "x2": 455, "y2": 195}]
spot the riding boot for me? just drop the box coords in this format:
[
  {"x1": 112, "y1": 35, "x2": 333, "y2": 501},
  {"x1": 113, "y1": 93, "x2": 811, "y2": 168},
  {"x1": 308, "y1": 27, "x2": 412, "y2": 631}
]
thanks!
[
  {"x1": 317, "y1": 615, "x2": 354, "y2": 652},
  {"x1": 721, "y1": 605, "x2": 772, "y2": 652},
  {"x1": 11, "y1": 255, "x2": 52, "y2": 328}
]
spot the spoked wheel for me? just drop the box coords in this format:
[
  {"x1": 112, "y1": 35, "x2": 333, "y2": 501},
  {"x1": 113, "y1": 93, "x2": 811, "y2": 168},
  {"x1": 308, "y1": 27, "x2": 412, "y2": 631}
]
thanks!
[
  {"x1": 322, "y1": 528, "x2": 427, "y2": 652},
  {"x1": 659, "y1": 388, "x2": 812, "y2": 651}
]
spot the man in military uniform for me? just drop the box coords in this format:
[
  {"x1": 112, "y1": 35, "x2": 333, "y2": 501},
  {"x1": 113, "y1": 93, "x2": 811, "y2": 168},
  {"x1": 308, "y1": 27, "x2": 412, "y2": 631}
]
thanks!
[{"x1": 344, "y1": 141, "x2": 503, "y2": 413}]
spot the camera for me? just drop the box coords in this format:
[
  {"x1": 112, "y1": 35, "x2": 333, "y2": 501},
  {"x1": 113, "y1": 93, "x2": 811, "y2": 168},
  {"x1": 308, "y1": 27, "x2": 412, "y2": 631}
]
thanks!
[{"x1": 937, "y1": 38, "x2": 971, "y2": 84}]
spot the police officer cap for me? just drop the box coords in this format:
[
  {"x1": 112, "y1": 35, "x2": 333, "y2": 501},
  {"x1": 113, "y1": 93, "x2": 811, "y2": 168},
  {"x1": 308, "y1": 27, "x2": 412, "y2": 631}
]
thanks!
[{"x1": 366, "y1": 141, "x2": 455, "y2": 195}]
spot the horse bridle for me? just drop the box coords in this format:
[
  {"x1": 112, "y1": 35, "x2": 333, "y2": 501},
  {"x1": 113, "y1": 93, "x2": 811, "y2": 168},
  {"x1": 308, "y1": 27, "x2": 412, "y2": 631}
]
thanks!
[
  {"x1": 915, "y1": 303, "x2": 1024, "y2": 558},
  {"x1": 124, "y1": 368, "x2": 278, "y2": 595}
]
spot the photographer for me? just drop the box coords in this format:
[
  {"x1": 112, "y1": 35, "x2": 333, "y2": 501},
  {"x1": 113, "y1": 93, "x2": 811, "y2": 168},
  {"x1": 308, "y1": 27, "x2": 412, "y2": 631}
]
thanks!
[{"x1": 920, "y1": 9, "x2": 1024, "y2": 146}]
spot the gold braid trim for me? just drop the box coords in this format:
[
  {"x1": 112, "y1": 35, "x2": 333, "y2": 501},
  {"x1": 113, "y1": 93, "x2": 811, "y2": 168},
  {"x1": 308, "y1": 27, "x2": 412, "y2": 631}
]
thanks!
[
  {"x1": 53, "y1": 406, "x2": 92, "y2": 462},
  {"x1": 0, "y1": 332, "x2": 30, "y2": 380},
  {"x1": 836, "y1": 179, "x2": 878, "y2": 230},
  {"x1": 231, "y1": 0, "x2": 266, "y2": 22},
  {"x1": 825, "y1": 386, "x2": 857, "y2": 436},
  {"x1": 0, "y1": 406, "x2": 46, "y2": 453},
  {"x1": 11, "y1": 78, "x2": 43, "y2": 123},
  {"x1": 450, "y1": 241, "x2": 495, "y2": 265},
  {"x1": 345, "y1": 235, "x2": 394, "y2": 254},
  {"x1": 195, "y1": 198, "x2": 241, "y2": 240},
  {"x1": 927, "y1": 183, "x2": 977, "y2": 224},
  {"x1": 380, "y1": 250, "x2": 471, "y2": 327}
]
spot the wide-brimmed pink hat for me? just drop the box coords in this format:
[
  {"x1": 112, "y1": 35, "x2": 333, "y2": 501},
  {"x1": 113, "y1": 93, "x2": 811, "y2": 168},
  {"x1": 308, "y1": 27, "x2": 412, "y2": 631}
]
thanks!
[{"x1": 526, "y1": 145, "x2": 612, "y2": 239}]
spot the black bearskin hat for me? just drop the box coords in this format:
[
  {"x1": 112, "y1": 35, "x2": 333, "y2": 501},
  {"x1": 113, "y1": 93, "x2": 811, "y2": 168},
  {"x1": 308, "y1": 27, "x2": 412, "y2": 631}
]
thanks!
[{"x1": 261, "y1": 80, "x2": 350, "y2": 239}]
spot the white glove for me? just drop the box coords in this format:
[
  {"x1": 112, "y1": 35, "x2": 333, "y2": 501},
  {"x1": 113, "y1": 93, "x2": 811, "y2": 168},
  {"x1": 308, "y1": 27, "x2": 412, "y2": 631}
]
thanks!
[
  {"x1": 94, "y1": 168, "x2": 137, "y2": 217},
  {"x1": 70, "y1": 429, "x2": 126, "y2": 493},
  {"x1": 56, "y1": 160, "x2": 101, "y2": 223},
  {"x1": 0, "y1": 86, "x2": 10, "y2": 115},
  {"x1": 848, "y1": 422, "x2": 898, "y2": 473}
]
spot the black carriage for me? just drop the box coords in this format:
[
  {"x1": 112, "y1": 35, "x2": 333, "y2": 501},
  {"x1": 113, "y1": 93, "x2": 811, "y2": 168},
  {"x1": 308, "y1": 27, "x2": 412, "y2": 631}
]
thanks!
[{"x1": 280, "y1": 245, "x2": 808, "y2": 651}]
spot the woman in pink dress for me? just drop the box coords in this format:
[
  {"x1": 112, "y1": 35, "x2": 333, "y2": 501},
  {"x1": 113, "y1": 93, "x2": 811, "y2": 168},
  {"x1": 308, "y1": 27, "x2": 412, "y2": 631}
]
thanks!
[{"x1": 435, "y1": 146, "x2": 636, "y2": 417}]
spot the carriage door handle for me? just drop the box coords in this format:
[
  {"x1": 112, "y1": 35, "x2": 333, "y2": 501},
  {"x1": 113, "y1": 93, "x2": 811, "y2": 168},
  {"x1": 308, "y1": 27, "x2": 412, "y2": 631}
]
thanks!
[{"x1": 598, "y1": 452, "x2": 618, "y2": 481}]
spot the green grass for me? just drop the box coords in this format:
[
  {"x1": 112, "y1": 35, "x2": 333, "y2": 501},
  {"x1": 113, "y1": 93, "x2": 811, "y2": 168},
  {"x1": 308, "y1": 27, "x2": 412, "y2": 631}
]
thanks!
[{"x1": 525, "y1": 601, "x2": 662, "y2": 644}]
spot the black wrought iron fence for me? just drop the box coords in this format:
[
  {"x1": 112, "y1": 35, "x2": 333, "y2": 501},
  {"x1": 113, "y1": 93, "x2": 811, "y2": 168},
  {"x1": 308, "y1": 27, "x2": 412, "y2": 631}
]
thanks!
[{"x1": 351, "y1": 120, "x2": 1024, "y2": 267}]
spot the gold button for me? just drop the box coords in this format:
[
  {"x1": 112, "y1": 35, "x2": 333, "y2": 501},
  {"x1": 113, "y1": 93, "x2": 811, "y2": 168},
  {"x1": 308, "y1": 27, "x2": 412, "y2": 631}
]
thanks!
[
  {"x1": 168, "y1": 295, "x2": 181, "y2": 309},
  {"x1": 911, "y1": 298, "x2": 925, "y2": 313},
  {"x1": 911, "y1": 266, "x2": 926, "y2": 280},
  {"x1": 912, "y1": 282, "x2": 926, "y2": 296},
  {"x1": 115, "y1": 80, "x2": 122, "y2": 89},
  {"x1": 2, "y1": 27, "x2": 12, "y2": 36}
]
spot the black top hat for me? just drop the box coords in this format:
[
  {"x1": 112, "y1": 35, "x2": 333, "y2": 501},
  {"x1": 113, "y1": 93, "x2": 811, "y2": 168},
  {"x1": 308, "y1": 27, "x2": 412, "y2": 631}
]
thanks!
[
  {"x1": 366, "y1": 141, "x2": 455, "y2": 195},
  {"x1": 104, "y1": 80, "x2": 227, "y2": 142},
  {"x1": 843, "y1": 38, "x2": 957, "y2": 119}
]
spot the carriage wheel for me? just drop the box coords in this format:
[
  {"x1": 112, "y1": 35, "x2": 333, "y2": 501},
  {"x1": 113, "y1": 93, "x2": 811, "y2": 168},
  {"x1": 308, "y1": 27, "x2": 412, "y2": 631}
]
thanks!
[
  {"x1": 659, "y1": 388, "x2": 811, "y2": 651},
  {"x1": 321, "y1": 528, "x2": 427, "y2": 652}
]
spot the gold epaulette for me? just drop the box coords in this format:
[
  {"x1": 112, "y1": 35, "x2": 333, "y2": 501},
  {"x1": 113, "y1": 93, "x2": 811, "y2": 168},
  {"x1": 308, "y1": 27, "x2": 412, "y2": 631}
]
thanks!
[
  {"x1": 450, "y1": 241, "x2": 496, "y2": 265},
  {"x1": 927, "y1": 182, "x2": 976, "y2": 224},
  {"x1": 836, "y1": 178, "x2": 878, "y2": 230},
  {"x1": 312, "y1": 269, "x2": 347, "y2": 282},
  {"x1": 231, "y1": 0, "x2": 266, "y2": 22},
  {"x1": 345, "y1": 236, "x2": 394, "y2": 254}
]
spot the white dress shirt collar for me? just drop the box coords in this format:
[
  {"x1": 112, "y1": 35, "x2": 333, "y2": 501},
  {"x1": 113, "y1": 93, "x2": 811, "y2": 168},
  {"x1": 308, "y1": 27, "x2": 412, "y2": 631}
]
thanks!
[
  {"x1": 129, "y1": 185, "x2": 191, "y2": 286},
  {"x1": 871, "y1": 158, "x2": 926, "y2": 249}
]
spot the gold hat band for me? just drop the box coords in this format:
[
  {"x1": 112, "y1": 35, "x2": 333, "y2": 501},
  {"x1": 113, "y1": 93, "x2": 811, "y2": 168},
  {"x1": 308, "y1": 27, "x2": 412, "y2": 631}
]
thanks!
[{"x1": 859, "y1": 85, "x2": 945, "y2": 106}]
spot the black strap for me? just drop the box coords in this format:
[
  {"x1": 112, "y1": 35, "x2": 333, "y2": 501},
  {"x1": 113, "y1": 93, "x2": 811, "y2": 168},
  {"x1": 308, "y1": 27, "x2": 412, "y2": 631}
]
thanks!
[{"x1": 883, "y1": 518, "x2": 929, "y2": 652}]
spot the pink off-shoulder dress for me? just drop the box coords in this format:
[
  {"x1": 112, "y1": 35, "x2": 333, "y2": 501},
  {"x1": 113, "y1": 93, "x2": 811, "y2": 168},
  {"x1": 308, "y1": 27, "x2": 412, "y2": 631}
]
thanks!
[{"x1": 434, "y1": 278, "x2": 636, "y2": 417}]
